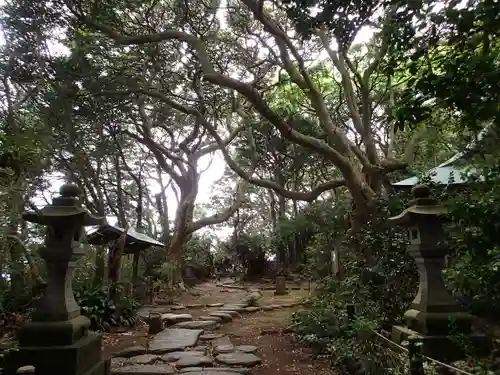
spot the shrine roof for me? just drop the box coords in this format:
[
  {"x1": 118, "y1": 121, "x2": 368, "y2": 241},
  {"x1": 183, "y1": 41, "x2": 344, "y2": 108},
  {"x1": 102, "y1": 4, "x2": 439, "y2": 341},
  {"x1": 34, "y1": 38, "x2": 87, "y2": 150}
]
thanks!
[
  {"x1": 85, "y1": 224, "x2": 164, "y2": 253},
  {"x1": 392, "y1": 124, "x2": 493, "y2": 187}
]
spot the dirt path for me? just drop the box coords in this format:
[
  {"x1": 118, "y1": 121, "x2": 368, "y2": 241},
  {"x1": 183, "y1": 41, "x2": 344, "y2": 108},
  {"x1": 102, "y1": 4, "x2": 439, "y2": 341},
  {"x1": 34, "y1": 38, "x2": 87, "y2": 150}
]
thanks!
[
  {"x1": 102, "y1": 279, "x2": 332, "y2": 375},
  {"x1": 220, "y1": 308, "x2": 333, "y2": 375}
]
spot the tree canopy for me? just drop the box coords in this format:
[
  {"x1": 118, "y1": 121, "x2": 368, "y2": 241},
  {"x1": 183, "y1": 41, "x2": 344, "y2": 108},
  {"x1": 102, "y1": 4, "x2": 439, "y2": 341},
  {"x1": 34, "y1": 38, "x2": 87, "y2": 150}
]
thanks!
[{"x1": 0, "y1": 3, "x2": 499, "y2": 371}]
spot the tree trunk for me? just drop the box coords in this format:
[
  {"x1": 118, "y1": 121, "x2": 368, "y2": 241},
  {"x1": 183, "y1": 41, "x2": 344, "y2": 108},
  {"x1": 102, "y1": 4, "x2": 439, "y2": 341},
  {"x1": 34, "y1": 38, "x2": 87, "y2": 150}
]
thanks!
[
  {"x1": 93, "y1": 202, "x2": 106, "y2": 288},
  {"x1": 276, "y1": 171, "x2": 287, "y2": 267},
  {"x1": 166, "y1": 170, "x2": 198, "y2": 286},
  {"x1": 93, "y1": 246, "x2": 106, "y2": 287},
  {"x1": 132, "y1": 175, "x2": 144, "y2": 284}
]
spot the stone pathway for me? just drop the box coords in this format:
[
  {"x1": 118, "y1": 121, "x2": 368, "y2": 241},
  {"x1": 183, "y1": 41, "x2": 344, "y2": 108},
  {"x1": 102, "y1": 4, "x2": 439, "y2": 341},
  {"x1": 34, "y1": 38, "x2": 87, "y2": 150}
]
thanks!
[{"x1": 112, "y1": 287, "x2": 306, "y2": 375}]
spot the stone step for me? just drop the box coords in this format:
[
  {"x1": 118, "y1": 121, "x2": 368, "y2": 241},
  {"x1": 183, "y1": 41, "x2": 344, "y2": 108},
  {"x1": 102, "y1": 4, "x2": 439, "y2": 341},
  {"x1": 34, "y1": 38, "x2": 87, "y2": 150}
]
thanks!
[
  {"x1": 185, "y1": 303, "x2": 204, "y2": 309},
  {"x1": 112, "y1": 363, "x2": 176, "y2": 374},
  {"x1": 199, "y1": 333, "x2": 225, "y2": 341},
  {"x1": 212, "y1": 336, "x2": 234, "y2": 354},
  {"x1": 207, "y1": 303, "x2": 225, "y2": 308},
  {"x1": 220, "y1": 305, "x2": 246, "y2": 313},
  {"x1": 181, "y1": 370, "x2": 246, "y2": 375},
  {"x1": 172, "y1": 320, "x2": 218, "y2": 330},
  {"x1": 124, "y1": 354, "x2": 161, "y2": 365},
  {"x1": 199, "y1": 315, "x2": 222, "y2": 322},
  {"x1": 161, "y1": 313, "x2": 193, "y2": 325},
  {"x1": 179, "y1": 368, "x2": 250, "y2": 375},
  {"x1": 217, "y1": 310, "x2": 241, "y2": 318},
  {"x1": 113, "y1": 346, "x2": 148, "y2": 358},
  {"x1": 149, "y1": 328, "x2": 204, "y2": 354},
  {"x1": 234, "y1": 345, "x2": 258, "y2": 354},
  {"x1": 242, "y1": 307, "x2": 260, "y2": 313},
  {"x1": 208, "y1": 312, "x2": 232, "y2": 322},
  {"x1": 215, "y1": 353, "x2": 262, "y2": 367},
  {"x1": 161, "y1": 351, "x2": 213, "y2": 368}
]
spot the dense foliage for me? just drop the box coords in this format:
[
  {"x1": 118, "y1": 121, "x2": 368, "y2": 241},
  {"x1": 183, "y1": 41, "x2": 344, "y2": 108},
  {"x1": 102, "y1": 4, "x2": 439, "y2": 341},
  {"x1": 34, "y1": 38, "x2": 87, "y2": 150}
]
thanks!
[
  {"x1": 0, "y1": 0, "x2": 499, "y2": 372},
  {"x1": 446, "y1": 157, "x2": 500, "y2": 317}
]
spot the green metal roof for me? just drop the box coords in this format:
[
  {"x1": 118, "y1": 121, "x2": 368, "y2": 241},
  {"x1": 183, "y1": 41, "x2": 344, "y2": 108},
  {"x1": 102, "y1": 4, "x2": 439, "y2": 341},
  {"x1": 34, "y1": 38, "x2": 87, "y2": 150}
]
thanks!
[
  {"x1": 392, "y1": 125, "x2": 491, "y2": 187},
  {"x1": 86, "y1": 224, "x2": 164, "y2": 253}
]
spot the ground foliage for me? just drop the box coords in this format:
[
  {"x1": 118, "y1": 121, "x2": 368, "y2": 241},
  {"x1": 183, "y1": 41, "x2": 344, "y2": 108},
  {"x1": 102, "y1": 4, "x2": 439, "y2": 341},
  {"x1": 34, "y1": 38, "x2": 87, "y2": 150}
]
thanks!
[
  {"x1": 291, "y1": 192, "x2": 417, "y2": 374},
  {"x1": 445, "y1": 155, "x2": 500, "y2": 318},
  {"x1": 293, "y1": 150, "x2": 500, "y2": 374},
  {"x1": 75, "y1": 285, "x2": 140, "y2": 331}
]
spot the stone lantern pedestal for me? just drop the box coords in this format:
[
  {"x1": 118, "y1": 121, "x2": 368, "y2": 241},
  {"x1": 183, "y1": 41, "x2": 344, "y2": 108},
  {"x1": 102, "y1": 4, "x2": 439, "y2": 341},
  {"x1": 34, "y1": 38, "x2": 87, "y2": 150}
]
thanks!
[
  {"x1": 3, "y1": 184, "x2": 110, "y2": 375},
  {"x1": 389, "y1": 184, "x2": 488, "y2": 360}
]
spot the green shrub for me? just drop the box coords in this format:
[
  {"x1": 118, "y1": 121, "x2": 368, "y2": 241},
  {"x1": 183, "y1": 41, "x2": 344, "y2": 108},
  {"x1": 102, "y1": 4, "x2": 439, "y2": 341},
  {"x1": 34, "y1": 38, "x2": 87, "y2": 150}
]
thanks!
[
  {"x1": 292, "y1": 201, "x2": 416, "y2": 375},
  {"x1": 445, "y1": 160, "x2": 500, "y2": 317},
  {"x1": 75, "y1": 285, "x2": 140, "y2": 331}
]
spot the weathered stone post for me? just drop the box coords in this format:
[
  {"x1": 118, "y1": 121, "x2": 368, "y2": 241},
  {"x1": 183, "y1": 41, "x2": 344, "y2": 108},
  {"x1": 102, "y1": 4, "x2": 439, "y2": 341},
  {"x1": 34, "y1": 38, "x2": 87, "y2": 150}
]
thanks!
[
  {"x1": 3, "y1": 184, "x2": 110, "y2": 375},
  {"x1": 274, "y1": 276, "x2": 288, "y2": 296},
  {"x1": 389, "y1": 184, "x2": 482, "y2": 359}
]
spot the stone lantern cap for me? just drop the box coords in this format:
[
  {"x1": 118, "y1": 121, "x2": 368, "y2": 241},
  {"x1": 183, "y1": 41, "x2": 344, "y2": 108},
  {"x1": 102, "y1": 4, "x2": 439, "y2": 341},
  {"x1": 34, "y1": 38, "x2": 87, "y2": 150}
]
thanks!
[
  {"x1": 388, "y1": 184, "x2": 448, "y2": 226},
  {"x1": 22, "y1": 183, "x2": 105, "y2": 227}
]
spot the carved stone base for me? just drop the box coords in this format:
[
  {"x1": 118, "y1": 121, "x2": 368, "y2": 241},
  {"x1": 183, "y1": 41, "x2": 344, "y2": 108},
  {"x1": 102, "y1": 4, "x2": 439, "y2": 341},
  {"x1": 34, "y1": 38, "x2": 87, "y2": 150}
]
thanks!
[
  {"x1": 3, "y1": 333, "x2": 109, "y2": 375},
  {"x1": 18, "y1": 315, "x2": 91, "y2": 346},
  {"x1": 392, "y1": 325, "x2": 490, "y2": 361},
  {"x1": 403, "y1": 308, "x2": 474, "y2": 336}
]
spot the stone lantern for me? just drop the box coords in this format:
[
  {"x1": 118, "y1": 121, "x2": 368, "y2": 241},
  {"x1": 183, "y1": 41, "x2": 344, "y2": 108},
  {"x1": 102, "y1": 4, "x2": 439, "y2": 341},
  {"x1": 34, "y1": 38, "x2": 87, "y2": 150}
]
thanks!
[
  {"x1": 3, "y1": 184, "x2": 110, "y2": 375},
  {"x1": 389, "y1": 184, "x2": 478, "y2": 358}
]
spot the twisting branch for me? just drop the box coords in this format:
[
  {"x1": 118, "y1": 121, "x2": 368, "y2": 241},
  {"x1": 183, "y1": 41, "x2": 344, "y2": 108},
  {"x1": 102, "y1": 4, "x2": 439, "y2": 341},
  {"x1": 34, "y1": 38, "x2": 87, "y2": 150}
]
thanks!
[{"x1": 76, "y1": 14, "x2": 354, "y2": 171}]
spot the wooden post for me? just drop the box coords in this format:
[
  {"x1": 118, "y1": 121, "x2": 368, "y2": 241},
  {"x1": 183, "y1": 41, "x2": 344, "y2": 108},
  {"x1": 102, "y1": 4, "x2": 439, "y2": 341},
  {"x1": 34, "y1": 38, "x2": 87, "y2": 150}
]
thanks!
[
  {"x1": 147, "y1": 284, "x2": 154, "y2": 305},
  {"x1": 408, "y1": 339, "x2": 425, "y2": 375},
  {"x1": 132, "y1": 252, "x2": 140, "y2": 284},
  {"x1": 148, "y1": 312, "x2": 163, "y2": 335}
]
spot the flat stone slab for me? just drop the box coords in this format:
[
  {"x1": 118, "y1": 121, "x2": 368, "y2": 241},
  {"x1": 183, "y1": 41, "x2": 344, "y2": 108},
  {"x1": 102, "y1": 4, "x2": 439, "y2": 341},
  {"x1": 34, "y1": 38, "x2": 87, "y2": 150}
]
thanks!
[
  {"x1": 213, "y1": 336, "x2": 234, "y2": 354},
  {"x1": 181, "y1": 371, "x2": 245, "y2": 375},
  {"x1": 186, "y1": 304, "x2": 204, "y2": 309},
  {"x1": 180, "y1": 369, "x2": 250, "y2": 375},
  {"x1": 149, "y1": 329, "x2": 203, "y2": 354},
  {"x1": 125, "y1": 354, "x2": 161, "y2": 365},
  {"x1": 261, "y1": 305, "x2": 277, "y2": 311},
  {"x1": 207, "y1": 303, "x2": 224, "y2": 307},
  {"x1": 214, "y1": 344, "x2": 234, "y2": 354},
  {"x1": 113, "y1": 346, "x2": 148, "y2": 358},
  {"x1": 161, "y1": 351, "x2": 212, "y2": 368},
  {"x1": 162, "y1": 313, "x2": 193, "y2": 325},
  {"x1": 16, "y1": 366, "x2": 34, "y2": 374},
  {"x1": 171, "y1": 305, "x2": 187, "y2": 310},
  {"x1": 199, "y1": 315, "x2": 222, "y2": 322},
  {"x1": 235, "y1": 345, "x2": 258, "y2": 353},
  {"x1": 220, "y1": 306, "x2": 246, "y2": 313},
  {"x1": 172, "y1": 320, "x2": 217, "y2": 330},
  {"x1": 161, "y1": 352, "x2": 203, "y2": 362},
  {"x1": 199, "y1": 333, "x2": 224, "y2": 341},
  {"x1": 208, "y1": 312, "x2": 232, "y2": 321},
  {"x1": 215, "y1": 353, "x2": 262, "y2": 367},
  {"x1": 112, "y1": 364, "x2": 176, "y2": 374},
  {"x1": 177, "y1": 355, "x2": 213, "y2": 368},
  {"x1": 138, "y1": 307, "x2": 171, "y2": 319},
  {"x1": 217, "y1": 310, "x2": 240, "y2": 317},
  {"x1": 243, "y1": 307, "x2": 260, "y2": 313},
  {"x1": 193, "y1": 345, "x2": 208, "y2": 352}
]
